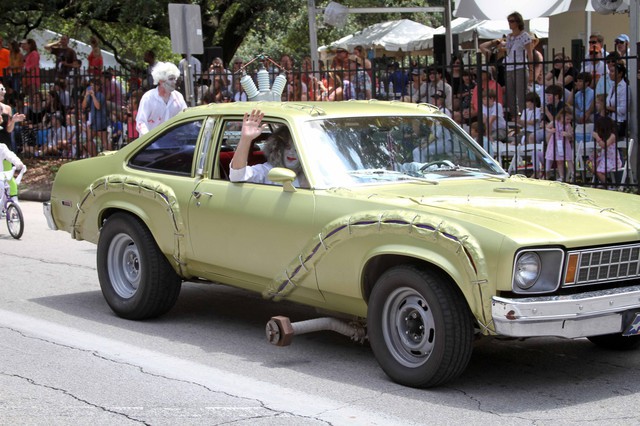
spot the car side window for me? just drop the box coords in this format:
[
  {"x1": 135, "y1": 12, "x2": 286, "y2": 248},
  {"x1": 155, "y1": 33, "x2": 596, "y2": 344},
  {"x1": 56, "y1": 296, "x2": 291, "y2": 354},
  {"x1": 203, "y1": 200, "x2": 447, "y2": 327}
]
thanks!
[
  {"x1": 129, "y1": 120, "x2": 203, "y2": 176},
  {"x1": 216, "y1": 119, "x2": 272, "y2": 181}
]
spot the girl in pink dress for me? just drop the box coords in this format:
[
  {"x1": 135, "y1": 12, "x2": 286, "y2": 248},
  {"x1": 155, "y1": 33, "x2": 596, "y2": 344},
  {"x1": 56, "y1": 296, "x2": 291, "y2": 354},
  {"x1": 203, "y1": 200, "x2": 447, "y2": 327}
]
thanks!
[
  {"x1": 591, "y1": 115, "x2": 622, "y2": 186},
  {"x1": 545, "y1": 104, "x2": 574, "y2": 181}
]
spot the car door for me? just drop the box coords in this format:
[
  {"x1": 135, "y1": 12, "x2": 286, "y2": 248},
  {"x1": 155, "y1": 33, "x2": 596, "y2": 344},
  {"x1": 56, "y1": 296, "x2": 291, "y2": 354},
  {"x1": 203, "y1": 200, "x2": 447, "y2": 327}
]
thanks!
[{"x1": 186, "y1": 116, "x2": 322, "y2": 301}]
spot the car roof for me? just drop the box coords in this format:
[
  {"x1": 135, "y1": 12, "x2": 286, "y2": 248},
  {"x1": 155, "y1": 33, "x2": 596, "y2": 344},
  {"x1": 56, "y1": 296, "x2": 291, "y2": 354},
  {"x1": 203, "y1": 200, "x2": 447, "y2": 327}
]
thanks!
[{"x1": 185, "y1": 101, "x2": 441, "y2": 120}]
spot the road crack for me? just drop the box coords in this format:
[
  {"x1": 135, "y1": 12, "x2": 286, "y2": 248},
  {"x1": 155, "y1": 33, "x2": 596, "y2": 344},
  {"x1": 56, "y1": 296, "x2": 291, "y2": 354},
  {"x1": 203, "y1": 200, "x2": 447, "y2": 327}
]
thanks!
[
  {"x1": 0, "y1": 371, "x2": 149, "y2": 424},
  {"x1": 2, "y1": 325, "x2": 330, "y2": 424}
]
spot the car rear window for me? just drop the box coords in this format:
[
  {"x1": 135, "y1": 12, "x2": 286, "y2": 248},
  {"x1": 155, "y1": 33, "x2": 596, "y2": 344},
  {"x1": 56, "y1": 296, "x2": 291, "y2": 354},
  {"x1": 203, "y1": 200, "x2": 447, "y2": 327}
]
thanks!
[{"x1": 129, "y1": 120, "x2": 203, "y2": 175}]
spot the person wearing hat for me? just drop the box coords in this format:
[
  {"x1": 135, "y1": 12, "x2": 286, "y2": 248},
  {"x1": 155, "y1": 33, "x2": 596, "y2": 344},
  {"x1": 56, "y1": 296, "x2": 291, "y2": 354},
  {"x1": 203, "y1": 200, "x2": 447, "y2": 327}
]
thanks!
[
  {"x1": 426, "y1": 67, "x2": 453, "y2": 111},
  {"x1": 614, "y1": 34, "x2": 630, "y2": 58},
  {"x1": 387, "y1": 61, "x2": 409, "y2": 99},
  {"x1": 332, "y1": 46, "x2": 349, "y2": 70},
  {"x1": 404, "y1": 68, "x2": 428, "y2": 103},
  {"x1": 43, "y1": 110, "x2": 68, "y2": 157},
  {"x1": 431, "y1": 90, "x2": 451, "y2": 118}
]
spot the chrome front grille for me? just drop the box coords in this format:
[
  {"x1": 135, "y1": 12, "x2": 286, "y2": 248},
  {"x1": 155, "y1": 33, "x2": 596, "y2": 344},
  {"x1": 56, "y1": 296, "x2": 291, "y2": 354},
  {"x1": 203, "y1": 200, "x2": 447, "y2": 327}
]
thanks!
[{"x1": 566, "y1": 244, "x2": 640, "y2": 286}]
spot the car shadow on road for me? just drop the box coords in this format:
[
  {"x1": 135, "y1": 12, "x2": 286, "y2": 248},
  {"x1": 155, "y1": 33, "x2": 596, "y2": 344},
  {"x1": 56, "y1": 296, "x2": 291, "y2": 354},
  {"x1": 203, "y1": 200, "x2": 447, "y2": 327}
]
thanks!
[{"x1": 31, "y1": 280, "x2": 640, "y2": 412}]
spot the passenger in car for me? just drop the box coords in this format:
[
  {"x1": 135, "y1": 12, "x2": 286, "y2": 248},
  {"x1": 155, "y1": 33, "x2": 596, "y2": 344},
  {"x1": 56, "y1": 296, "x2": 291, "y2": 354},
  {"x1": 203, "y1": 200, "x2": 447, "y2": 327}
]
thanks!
[{"x1": 229, "y1": 109, "x2": 308, "y2": 187}]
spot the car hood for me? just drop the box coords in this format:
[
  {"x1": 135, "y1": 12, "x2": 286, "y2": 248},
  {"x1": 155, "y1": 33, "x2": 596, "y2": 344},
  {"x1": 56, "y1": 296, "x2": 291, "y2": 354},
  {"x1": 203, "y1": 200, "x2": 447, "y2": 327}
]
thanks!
[{"x1": 336, "y1": 176, "x2": 640, "y2": 247}]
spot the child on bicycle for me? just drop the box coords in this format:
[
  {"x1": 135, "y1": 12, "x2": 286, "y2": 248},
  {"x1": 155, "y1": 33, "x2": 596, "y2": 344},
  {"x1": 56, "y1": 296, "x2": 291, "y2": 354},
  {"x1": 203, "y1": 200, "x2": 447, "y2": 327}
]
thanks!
[
  {"x1": 0, "y1": 84, "x2": 26, "y2": 201},
  {"x1": 1, "y1": 146, "x2": 24, "y2": 204},
  {"x1": 1, "y1": 111, "x2": 25, "y2": 203},
  {"x1": 0, "y1": 142, "x2": 26, "y2": 239}
]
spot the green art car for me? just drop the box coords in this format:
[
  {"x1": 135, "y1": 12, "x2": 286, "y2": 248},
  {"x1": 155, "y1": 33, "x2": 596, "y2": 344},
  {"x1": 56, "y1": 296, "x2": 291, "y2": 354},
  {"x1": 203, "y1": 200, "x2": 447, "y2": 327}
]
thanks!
[{"x1": 44, "y1": 101, "x2": 640, "y2": 388}]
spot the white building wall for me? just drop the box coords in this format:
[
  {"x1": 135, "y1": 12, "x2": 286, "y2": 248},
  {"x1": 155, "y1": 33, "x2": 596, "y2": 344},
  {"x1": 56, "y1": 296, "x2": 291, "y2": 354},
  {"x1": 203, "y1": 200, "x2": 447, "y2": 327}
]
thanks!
[{"x1": 547, "y1": 12, "x2": 631, "y2": 58}]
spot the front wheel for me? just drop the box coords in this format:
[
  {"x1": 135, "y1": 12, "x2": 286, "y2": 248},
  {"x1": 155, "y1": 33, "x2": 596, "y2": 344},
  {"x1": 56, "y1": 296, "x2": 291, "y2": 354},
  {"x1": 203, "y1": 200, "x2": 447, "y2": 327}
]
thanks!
[
  {"x1": 6, "y1": 202, "x2": 24, "y2": 239},
  {"x1": 368, "y1": 265, "x2": 474, "y2": 388},
  {"x1": 97, "y1": 213, "x2": 182, "y2": 320}
]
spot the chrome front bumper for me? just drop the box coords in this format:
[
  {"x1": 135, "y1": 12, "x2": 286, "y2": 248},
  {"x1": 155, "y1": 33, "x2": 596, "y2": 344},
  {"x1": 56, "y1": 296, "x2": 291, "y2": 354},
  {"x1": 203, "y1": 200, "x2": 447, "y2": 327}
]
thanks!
[
  {"x1": 42, "y1": 202, "x2": 58, "y2": 231},
  {"x1": 492, "y1": 285, "x2": 640, "y2": 338}
]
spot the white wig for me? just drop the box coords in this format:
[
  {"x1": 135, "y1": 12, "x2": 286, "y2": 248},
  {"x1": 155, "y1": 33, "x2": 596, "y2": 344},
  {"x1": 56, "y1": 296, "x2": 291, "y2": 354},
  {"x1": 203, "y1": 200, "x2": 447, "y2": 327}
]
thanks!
[{"x1": 151, "y1": 61, "x2": 180, "y2": 85}]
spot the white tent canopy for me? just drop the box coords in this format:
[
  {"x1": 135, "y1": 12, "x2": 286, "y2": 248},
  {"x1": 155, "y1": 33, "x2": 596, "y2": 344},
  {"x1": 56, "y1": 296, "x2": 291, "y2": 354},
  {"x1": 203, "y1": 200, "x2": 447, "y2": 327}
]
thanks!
[
  {"x1": 26, "y1": 29, "x2": 120, "y2": 69},
  {"x1": 319, "y1": 19, "x2": 437, "y2": 53},
  {"x1": 456, "y1": 17, "x2": 549, "y2": 40},
  {"x1": 454, "y1": 0, "x2": 629, "y2": 20},
  {"x1": 406, "y1": 17, "x2": 549, "y2": 51}
]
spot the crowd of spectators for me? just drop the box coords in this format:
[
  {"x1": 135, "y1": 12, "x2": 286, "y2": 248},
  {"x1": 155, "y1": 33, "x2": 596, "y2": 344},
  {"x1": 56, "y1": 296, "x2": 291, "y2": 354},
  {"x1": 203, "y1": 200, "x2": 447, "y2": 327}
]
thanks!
[
  {"x1": 0, "y1": 35, "x2": 383, "y2": 161},
  {"x1": 0, "y1": 34, "x2": 146, "y2": 158},
  {"x1": 0, "y1": 25, "x2": 634, "y2": 187},
  {"x1": 384, "y1": 18, "x2": 632, "y2": 185}
]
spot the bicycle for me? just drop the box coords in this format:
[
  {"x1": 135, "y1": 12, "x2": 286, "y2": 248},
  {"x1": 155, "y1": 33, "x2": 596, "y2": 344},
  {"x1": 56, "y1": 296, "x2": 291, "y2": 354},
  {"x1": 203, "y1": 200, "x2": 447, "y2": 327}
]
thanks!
[{"x1": 0, "y1": 166, "x2": 26, "y2": 239}]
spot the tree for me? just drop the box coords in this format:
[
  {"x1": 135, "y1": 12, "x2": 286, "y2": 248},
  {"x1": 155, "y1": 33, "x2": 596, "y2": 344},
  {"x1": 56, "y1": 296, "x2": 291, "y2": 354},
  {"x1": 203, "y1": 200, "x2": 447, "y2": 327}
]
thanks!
[
  {"x1": 0, "y1": 0, "x2": 295, "y2": 66},
  {"x1": 0, "y1": 0, "x2": 444, "y2": 67},
  {"x1": 236, "y1": 0, "x2": 445, "y2": 65}
]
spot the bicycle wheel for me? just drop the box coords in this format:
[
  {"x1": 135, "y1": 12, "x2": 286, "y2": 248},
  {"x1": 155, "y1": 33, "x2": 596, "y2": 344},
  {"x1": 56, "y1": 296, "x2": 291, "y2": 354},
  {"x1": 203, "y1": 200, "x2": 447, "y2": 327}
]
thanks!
[{"x1": 6, "y1": 202, "x2": 24, "y2": 239}]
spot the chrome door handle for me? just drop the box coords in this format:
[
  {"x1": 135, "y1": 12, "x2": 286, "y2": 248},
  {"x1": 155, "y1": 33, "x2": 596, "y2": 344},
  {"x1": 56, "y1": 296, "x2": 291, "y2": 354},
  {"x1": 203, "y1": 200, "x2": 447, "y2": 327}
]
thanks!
[{"x1": 192, "y1": 191, "x2": 213, "y2": 199}]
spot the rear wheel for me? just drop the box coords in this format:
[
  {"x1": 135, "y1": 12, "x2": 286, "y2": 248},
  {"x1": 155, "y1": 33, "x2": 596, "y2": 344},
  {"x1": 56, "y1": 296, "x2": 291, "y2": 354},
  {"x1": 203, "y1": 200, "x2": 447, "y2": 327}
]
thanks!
[
  {"x1": 587, "y1": 334, "x2": 640, "y2": 350},
  {"x1": 97, "y1": 213, "x2": 181, "y2": 320},
  {"x1": 368, "y1": 265, "x2": 474, "y2": 388},
  {"x1": 6, "y1": 202, "x2": 24, "y2": 239}
]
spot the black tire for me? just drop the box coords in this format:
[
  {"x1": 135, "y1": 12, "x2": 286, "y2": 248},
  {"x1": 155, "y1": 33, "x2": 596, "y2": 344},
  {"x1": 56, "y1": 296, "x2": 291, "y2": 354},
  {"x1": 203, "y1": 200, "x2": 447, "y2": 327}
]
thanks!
[
  {"x1": 6, "y1": 202, "x2": 24, "y2": 239},
  {"x1": 97, "y1": 212, "x2": 182, "y2": 320},
  {"x1": 587, "y1": 334, "x2": 640, "y2": 350},
  {"x1": 368, "y1": 265, "x2": 474, "y2": 388}
]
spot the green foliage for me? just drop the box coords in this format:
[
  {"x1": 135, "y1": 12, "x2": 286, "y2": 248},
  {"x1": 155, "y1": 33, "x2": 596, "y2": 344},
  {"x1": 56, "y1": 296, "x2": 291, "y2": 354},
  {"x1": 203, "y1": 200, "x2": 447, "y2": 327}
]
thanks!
[
  {"x1": 0, "y1": 0, "x2": 447, "y2": 67},
  {"x1": 38, "y1": 16, "x2": 179, "y2": 68},
  {"x1": 236, "y1": 0, "x2": 445, "y2": 64}
]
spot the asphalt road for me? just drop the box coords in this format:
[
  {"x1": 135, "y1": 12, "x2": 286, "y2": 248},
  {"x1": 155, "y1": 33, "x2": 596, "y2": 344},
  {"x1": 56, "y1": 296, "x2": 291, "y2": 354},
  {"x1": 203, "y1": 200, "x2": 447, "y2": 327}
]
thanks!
[{"x1": 1, "y1": 201, "x2": 640, "y2": 425}]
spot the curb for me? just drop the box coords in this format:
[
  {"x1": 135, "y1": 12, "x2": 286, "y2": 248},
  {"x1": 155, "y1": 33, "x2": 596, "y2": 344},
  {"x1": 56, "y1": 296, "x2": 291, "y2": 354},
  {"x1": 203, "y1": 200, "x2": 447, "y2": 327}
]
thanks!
[{"x1": 19, "y1": 187, "x2": 52, "y2": 203}]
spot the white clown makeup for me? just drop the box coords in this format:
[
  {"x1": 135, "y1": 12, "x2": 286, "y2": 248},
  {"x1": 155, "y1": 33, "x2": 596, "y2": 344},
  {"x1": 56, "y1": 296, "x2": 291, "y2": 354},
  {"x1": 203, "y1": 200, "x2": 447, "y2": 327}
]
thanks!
[
  {"x1": 163, "y1": 76, "x2": 178, "y2": 93},
  {"x1": 283, "y1": 146, "x2": 300, "y2": 170}
]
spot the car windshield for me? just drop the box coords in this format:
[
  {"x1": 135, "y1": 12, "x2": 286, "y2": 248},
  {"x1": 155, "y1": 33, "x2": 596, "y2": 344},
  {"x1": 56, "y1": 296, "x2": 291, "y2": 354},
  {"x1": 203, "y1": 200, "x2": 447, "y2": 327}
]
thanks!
[{"x1": 300, "y1": 115, "x2": 505, "y2": 189}]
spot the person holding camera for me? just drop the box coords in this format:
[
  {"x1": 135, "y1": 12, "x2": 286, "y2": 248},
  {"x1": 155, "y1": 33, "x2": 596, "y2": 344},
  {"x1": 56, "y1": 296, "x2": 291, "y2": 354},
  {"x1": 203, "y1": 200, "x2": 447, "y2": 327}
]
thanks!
[
  {"x1": 44, "y1": 35, "x2": 78, "y2": 81},
  {"x1": 83, "y1": 79, "x2": 108, "y2": 156}
]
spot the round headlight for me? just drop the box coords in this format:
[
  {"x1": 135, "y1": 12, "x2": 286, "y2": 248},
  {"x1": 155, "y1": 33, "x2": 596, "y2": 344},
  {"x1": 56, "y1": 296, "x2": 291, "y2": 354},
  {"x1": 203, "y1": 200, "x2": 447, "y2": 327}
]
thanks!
[{"x1": 514, "y1": 252, "x2": 541, "y2": 290}]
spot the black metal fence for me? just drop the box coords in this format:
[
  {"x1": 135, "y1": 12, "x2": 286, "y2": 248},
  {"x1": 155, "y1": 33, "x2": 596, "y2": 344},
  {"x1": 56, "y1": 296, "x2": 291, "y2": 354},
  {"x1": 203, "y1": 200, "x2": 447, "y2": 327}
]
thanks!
[{"x1": 3, "y1": 49, "x2": 638, "y2": 192}]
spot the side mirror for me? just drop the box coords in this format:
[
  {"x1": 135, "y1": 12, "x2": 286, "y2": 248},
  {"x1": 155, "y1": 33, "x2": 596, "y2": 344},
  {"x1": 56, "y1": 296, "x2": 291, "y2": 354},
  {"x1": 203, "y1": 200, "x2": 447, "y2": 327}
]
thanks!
[{"x1": 267, "y1": 167, "x2": 297, "y2": 192}]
